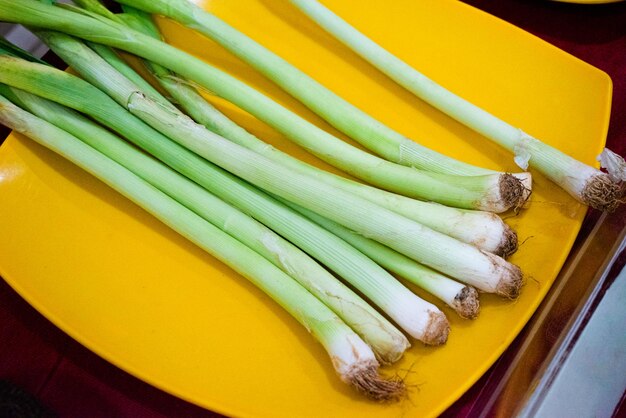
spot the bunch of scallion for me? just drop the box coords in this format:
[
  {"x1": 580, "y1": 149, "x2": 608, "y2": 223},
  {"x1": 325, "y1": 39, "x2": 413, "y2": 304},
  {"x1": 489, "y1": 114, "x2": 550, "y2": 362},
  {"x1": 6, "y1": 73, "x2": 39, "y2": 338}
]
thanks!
[
  {"x1": 0, "y1": 0, "x2": 552, "y2": 400},
  {"x1": 0, "y1": 41, "x2": 408, "y2": 401},
  {"x1": 114, "y1": 0, "x2": 624, "y2": 212},
  {"x1": 284, "y1": 0, "x2": 625, "y2": 212}
]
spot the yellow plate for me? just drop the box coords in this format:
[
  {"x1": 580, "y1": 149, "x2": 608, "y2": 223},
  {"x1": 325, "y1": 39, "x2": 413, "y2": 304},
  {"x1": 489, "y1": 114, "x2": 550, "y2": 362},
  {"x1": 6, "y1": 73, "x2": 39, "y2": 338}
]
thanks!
[{"x1": 0, "y1": 0, "x2": 611, "y2": 417}]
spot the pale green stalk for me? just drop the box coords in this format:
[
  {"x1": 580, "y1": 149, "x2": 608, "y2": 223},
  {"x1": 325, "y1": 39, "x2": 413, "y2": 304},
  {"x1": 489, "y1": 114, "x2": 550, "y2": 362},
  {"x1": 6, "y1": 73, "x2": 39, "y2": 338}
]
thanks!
[
  {"x1": 0, "y1": 55, "x2": 449, "y2": 344},
  {"x1": 104, "y1": 5, "x2": 517, "y2": 257},
  {"x1": 52, "y1": 2, "x2": 175, "y2": 111},
  {"x1": 0, "y1": 93, "x2": 404, "y2": 400},
  {"x1": 289, "y1": 0, "x2": 625, "y2": 211},
  {"x1": 87, "y1": 42, "x2": 175, "y2": 111},
  {"x1": 0, "y1": 0, "x2": 523, "y2": 212},
  {"x1": 1, "y1": 36, "x2": 524, "y2": 300},
  {"x1": 114, "y1": 0, "x2": 531, "y2": 193},
  {"x1": 6, "y1": 84, "x2": 410, "y2": 363}
]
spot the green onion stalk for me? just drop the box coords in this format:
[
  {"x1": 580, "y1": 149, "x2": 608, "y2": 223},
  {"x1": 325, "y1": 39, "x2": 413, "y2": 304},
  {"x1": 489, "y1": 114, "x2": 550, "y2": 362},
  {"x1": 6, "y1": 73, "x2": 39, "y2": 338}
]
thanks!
[
  {"x1": 0, "y1": 53, "x2": 451, "y2": 345},
  {"x1": 86, "y1": 41, "x2": 177, "y2": 111},
  {"x1": 3, "y1": 83, "x2": 411, "y2": 364},
  {"x1": 0, "y1": 93, "x2": 405, "y2": 401},
  {"x1": 288, "y1": 0, "x2": 625, "y2": 211},
  {"x1": 91, "y1": 4, "x2": 517, "y2": 257},
  {"x1": 0, "y1": 0, "x2": 525, "y2": 213},
  {"x1": 52, "y1": 2, "x2": 178, "y2": 113},
  {"x1": 1, "y1": 37, "x2": 524, "y2": 300},
  {"x1": 114, "y1": 0, "x2": 532, "y2": 203}
]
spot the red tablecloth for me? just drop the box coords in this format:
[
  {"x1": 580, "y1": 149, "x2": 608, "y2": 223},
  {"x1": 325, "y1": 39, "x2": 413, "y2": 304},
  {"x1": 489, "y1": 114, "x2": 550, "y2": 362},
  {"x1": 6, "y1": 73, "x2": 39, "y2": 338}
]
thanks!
[{"x1": 1, "y1": 1, "x2": 625, "y2": 417}]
